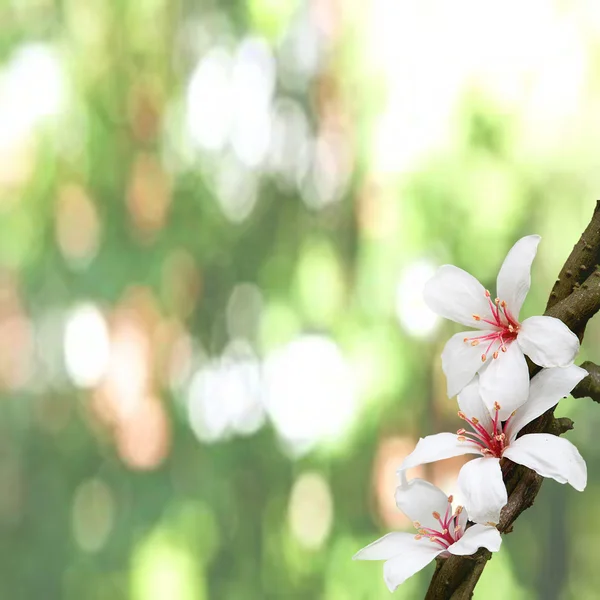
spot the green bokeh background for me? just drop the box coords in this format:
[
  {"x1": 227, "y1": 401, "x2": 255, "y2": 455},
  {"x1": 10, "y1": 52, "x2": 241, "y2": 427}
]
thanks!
[{"x1": 1, "y1": 1, "x2": 600, "y2": 599}]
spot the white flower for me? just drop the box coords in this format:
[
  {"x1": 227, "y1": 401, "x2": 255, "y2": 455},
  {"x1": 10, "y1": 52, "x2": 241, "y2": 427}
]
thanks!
[
  {"x1": 399, "y1": 364, "x2": 588, "y2": 526},
  {"x1": 425, "y1": 235, "x2": 580, "y2": 416},
  {"x1": 353, "y1": 473, "x2": 502, "y2": 592}
]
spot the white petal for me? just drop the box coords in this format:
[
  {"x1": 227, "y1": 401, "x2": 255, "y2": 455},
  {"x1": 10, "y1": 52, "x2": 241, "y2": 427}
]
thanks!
[
  {"x1": 353, "y1": 532, "x2": 419, "y2": 560},
  {"x1": 448, "y1": 504, "x2": 469, "y2": 540},
  {"x1": 496, "y1": 235, "x2": 540, "y2": 318},
  {"x1": 442, "y1": 331, "x2": 489, "y2": 398},
  {"x1": 457, "y1": 457, "x2": 507, "y2": 526},
  {"x1": 457, "y1": 504, "x2": 468, "y2": 532},
  {"x1": 503, "y1": 434, "x2": 587, "y2": 491},
  {"x1": 424, "y1": 265, "x2": 493, "y2": 328},
  {"x1": 478, "y1": 341, "x2": 529, "y2": 419},
  {"x1": 457, "y1": 376, "x2": 493, "y2": 433},
  {"x1": 505, "y1": 365, "x2": 588, "y2": 442},
  {"x1": 354, "y1": 532, "x2": 443, "y2": 591},
  {"x1": 448, "y1": 524, "x2": 502, "y2": 556},
  {"x1": 518, "y1": 316, "x2": 580, "y2": 367},
  {"x1": 395, "y1": 478, "x2": 450, "y2": 530},
  {"x1": 382, "y1": 543, "x2": 443, "y2": 592},
  {"x1": 399, "y1": 433, "x2": 481, "y2": 472}
]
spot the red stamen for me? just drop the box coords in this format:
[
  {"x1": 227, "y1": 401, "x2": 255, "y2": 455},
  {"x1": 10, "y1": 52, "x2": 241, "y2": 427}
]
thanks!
[
  {"x1": 465, "y1": 292, "x2": 521, "y2": 361},
  {"x1": 457, "y1": 401, "x2": 508, "y2": 459},
  {"x1": 413, "y1": 499, "x2": 464, "y2": 549}
]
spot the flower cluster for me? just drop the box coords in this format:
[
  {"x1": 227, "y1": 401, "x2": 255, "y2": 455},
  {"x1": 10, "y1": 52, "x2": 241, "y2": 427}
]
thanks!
[{"x1": 354, "y1": 235, "x2": 587, "y2": 591}]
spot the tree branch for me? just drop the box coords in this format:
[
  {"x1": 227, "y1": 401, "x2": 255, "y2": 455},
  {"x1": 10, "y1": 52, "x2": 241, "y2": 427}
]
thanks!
[
  {"x1": 546, "y1": 268, "x2": 600, "y2": 340},
  {"x1": 425, "y1": 202, "x2": 600, "y2": 599},
  {"x1": 546, "y1": 200, "x2": 600, "y2": 310},
  {"x1": 572, "y1": 361, "x2": 600, "y2": 403}
]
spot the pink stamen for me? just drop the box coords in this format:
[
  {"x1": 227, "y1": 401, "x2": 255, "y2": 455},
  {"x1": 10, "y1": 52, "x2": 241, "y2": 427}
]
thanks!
[
  {"x1": 481, "y1": 317, "x2": 501, "y2": 327},
  {"x1": 443, "y1": 501, "x2": 451, "y2": 524},
  {"x1": 487, "y1": 293, "x2": 502, "y2": 325},
  {"x1": 457, "y1": 402, "x2": 508, "y2": 458},
  {"x1": 464, "y1": 291, "x2": 521, "y2": 361},
  {"x1": 413, "y1": 499, "x2": 463, "y2": 549}
]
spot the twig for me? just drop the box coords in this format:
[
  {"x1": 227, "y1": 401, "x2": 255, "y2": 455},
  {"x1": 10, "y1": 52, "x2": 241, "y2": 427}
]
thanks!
[
  {"x1": 572, "y1": 361, "x2": 600, "y2": 403},
  {"x1": 546, "y1": 200, "x2": 600, "y2": 310}
]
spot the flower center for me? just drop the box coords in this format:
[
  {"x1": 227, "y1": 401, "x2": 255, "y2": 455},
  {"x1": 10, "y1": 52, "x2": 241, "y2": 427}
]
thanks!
[
  {"x1": 464, "y1": 290, "x2": 520, "y2": 362},
  {"x1": 456, "y1": 402, "x2": 512, "y2": 458},
  {"x1": 413, "y1": 497, "x2": 464, "y2": 550}
]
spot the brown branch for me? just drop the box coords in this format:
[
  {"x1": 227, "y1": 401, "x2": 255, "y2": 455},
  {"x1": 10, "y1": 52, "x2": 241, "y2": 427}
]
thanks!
[
  {"x1": 546, "y1": 200, "x2": 600, "y2": 310},
  {"x1": 546, "y1": 268, "x2": 600, "y2": 340},
  {"x1": 572, "y1": 361, "x2": 600, "y2": 403},
  {"x1": 425, "y1": 201, "x2": 600, "y2": 600}
]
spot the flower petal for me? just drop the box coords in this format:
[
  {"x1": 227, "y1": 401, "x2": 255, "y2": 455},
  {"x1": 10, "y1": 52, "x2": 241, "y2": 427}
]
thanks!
[
  {"x1": 383, "y1": 544, "x2": 443, "y2": 592},
  {"x1": 442, "y1": 331, "x2": 489, "y2": 398},
  {"x1": 457, "y1": 376, "x2": 493, "y2": 433},
  {"x1": 353, "y1": 532, "x2": 418, "y2": 560},
  {"x1": 456, "y1": 457, "x2": 507, "y2": 526},
  {"x1": 505, "y1": 365, "x2": 588, "y2": 442},
  {"x1": 478, "y1": 341, "x2": 529, "y2": 419},
  {"x1": 457, "y1": 504, "x2": 468, "y2": 532},
  {"x1": 496, "y1": 235, "x2": 540, "y2": 318},
  {"x1": 399, "y1": 433, "x2": 481, "y2": 472},
  {"x1": 503, "y1": 434, "x2": 587, "y2": 491},
  {"x1": 448, "y1": 505, "x2": 469, "y2": 540},
  {"x1": 448, "y1": 524, "x2": 502, "y2": 556},
  {"x1": 395, "y1": 477, "x2": 450, "y2": 531},
  {"x1": 354, "y1": 533, "x2": 443, "y2": 591},
  {"x1": 518, "y1": 316, "x2": 579, "y2": 367},
  {"x1": 424, "y1": 265, "x2": 493, "y2": 328}
]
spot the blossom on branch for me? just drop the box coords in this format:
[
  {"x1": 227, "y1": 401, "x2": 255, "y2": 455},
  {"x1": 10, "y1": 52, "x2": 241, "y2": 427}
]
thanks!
[
  {"x1": 353, "y1": 473, "x2": 501, "y2": 592},
  {"x1": 425, "y1": 235, "x2": 580, "y2": 416},
  {"x1": 398, "y1": 365, "x2": 588, "y2": 525}
]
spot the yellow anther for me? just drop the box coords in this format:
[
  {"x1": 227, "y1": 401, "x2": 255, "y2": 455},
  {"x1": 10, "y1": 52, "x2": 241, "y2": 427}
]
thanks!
[
  {"x1": 495, "y1": 297, "x2": 500, "y2": 305},
  {"x1": 485, "y1": 290, "x2": 491, "y2": 297},
  {"x1": 493, "y1": 351, "x2": 499, "y2": 359},
  {"x1": 432, "y1": 511, "x2": 441, "y2": 520},
  {"x1": 413, "y1": 521, "x2": 421, "y2": 528},
  {"x1": 500, "y1": 300, "x2": 506, "y2": 308},
  {"x1": 429, "y1": 536, "x2": 437, "y2": 542},
  {"x1": 463, "y1": 337, "x2": 469, "y2": 342},
  {"x1": 471, "y1": 417, "x2": 479, "y2": 425},
  {"x1": 472, "y1": 314, "x2": 481, "y2": 321},
  {"x1": 447, "y1": 495, "x2": 453, "y2": 503},
  {"x1": 493, "y1": 401, "x2": 501, "y2": 411},
  {"x1": 508, "y1": 325, "x2": 514, "y2": 333},
  {"x1": 442, "y1": 529, "x2": 448, "y2": 535},
  {"x1": 457, "y1": 428, "x2": 466, "y2": 435},
  {"x1": 414, "y1": 534, "x2": 423, "y2": 540},
  {"x1": 471, "y1": 340, "x2": 480, "y2": 346},
  {"x1": 481, "y1": 354, "x2": 486, "y2": 362},
  {"x1": 457, "y1": 411, "x2": 466, "y2": 419},
  {"x1": 501, "y1": 345, "x2": 507, "y2": 352},
  {"x1": 457, "y1": 436, "x2": 467, "y2": 442},
  {"x1": 455, "y1": 506, "x2": 463, "y2": 514}
]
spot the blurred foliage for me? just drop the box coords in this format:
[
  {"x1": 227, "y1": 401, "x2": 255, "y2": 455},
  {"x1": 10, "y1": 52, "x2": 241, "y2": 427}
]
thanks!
[{"x1": 2, "y1": 1, "x2": 600, "y2": 599}]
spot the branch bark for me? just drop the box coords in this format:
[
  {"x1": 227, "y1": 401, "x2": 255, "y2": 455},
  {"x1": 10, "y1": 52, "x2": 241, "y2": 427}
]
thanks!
[
  {"x1": 546, "y1": 200, "x2": 600, "y2": 311},
  {"x1": 425, "y1": 202, "x2": 600, "y2": 599},
  {"x1": 572, "y1": 361, "x2": 600, "y2": 403}
]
